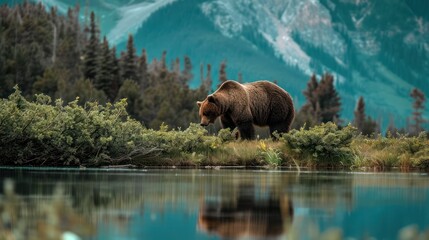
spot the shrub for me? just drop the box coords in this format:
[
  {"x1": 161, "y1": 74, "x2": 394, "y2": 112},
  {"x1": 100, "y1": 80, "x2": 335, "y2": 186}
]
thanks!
[
  {"x1": 351, "y1": 133, "x2": 429, "y2": 170},
  {"x1": 217, "y1": 128, "x2": 238, "y2": 143},
  {"x1": 140, "y1": 123, "x2": 220, "y2": 157},
  {"x1": 283, "y1": 122, "x2": 357, "y2": 167},
  {"x1": 0, "y1": 88, "x2": 153, "y2": 166},
  {"x1": 258, "y1": 141, "x2": 282, "y2": 168}
]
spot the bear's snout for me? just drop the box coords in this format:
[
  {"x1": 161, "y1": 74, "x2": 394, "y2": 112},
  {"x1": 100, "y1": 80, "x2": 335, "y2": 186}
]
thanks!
[
  {"x1": 200, "y1": 116, "x2": 211, "y2": 127},
  {"x1": 200, "y1": 121, "x2": 210, "y2": 127}
]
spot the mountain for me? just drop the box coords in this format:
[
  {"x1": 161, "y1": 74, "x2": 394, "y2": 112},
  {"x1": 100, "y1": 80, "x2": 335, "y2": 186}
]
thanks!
[{"x1": 10, "y1": 0, "x2": 429, "y2": 127}]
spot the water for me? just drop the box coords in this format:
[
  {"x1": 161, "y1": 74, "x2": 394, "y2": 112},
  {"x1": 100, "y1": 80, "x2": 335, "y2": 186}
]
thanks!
[{"x1": 0, "y1": 168, "x2": 428, "y2": 240}]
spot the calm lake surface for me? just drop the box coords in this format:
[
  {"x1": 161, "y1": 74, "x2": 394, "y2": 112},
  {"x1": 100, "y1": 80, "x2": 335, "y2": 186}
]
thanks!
[{"x1": 0, "y1": 168, "x2": 428, "y2": 240}]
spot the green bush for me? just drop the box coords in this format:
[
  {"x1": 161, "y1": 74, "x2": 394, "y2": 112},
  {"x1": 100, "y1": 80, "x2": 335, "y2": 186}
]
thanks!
[
  {"x1": 0, "y1": 88, "x2": 153, "y2": 166},
  {"x1": 283, "y1": 122, "x2": 357, "y2": 166},
  {"x1": 217, "y1": 128, "x2": 239, "y2": 143},
  {"x1": 141, "y1": 123, "x2": 220, "y2": 156},
  {"x1": 0, "y1": 89, "x2": 222, "y2": 166}
]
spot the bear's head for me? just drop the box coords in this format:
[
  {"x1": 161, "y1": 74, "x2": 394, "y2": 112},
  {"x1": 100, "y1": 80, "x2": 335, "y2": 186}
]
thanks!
[{"x1": 197, "y1": 95, "x2": 221, "y2": 126}]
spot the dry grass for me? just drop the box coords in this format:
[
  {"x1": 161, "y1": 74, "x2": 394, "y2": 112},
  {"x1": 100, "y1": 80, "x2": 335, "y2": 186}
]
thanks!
[{"x1": 351, "y1": 135, "x2": 429, "y2": 171}]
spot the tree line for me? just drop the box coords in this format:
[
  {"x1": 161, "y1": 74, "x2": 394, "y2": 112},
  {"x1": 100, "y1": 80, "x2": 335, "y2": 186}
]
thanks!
[
  {"x1": 295, "y1": 73, "x2": 427, "y2": 136},
  {"x1": 0, "y1": 2, "x2": 426, "y2": 136},
  {"x1": 0, "y1": 2, "x2": 212, "y2": 129}
]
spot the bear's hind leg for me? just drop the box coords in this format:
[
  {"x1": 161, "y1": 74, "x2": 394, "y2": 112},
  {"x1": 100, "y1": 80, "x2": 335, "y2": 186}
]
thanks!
[
  {"x1": 269, "y1": 123, "x2": 290, "y2": 140},
  {"x1": 237, "y1": 121, "x2": 255, "y2": 140}
]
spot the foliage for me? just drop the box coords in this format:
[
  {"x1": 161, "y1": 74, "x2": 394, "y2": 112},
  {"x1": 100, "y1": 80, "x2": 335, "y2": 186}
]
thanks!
[
  {"x1": 140, "y1": 123, "x2": 220, "y2": 157},
  {"x1": 95, "y1": 37, "x2": 117, "y2": 101},
  {"x1": 0, "y1": 88, "x2": 147, "y2": 166},
  {"x1": 317, "y1": 73, "x2": 341, "y2": 124},
  {"x1": 296, "y1": 73, "x2": 341, "y2": 128},
  {"x1": 1, "y1": 88, "x2": 428, "y2": 170},
  {"x1": 121, "y1": 35, "x2": 138, "y2": 82},
  {"x1": 0, "y1": 3, "x2": 210, "y2": 131},
  {"x1": 409, "y1": 88, "x2": 426, "y2": 135},
  {"x1": 258, "y1": 141, "x2": 282, "y2": 167},
  {"x1": 218, "y1": 61, "x2": 227, "y2": 88},
  {"x1": 353, "y1": 96, "x2": 380, "y2": 137},
  {"x1": 0, "y1": 89, "x2": 222, "y2": 166},
  {"x1": 351, "y1": 132, "x2": 429, "y2": 170},
  {"x1": 217, "y1": 128, "x2": 238, "y2": 143},
  {"x1": 83, "y1": 11, "x2": 99, "y2": 81},
  {"x1": 283, "y1": 122, "x2": 356, "y2": 166}
]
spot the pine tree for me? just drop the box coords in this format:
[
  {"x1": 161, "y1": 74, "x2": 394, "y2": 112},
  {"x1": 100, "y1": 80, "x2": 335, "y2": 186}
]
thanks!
[
  {"x1": 303, "y1": 74, "x2": 319, "y2": 112},
  {"x1": 317, "y1": 73, "x2": 341, "y2": 123},
  {"x1": 354, "y1": 96, "x2": 365, "y2": 132},
  {"x1": 83, "y1": 11, "x2": 99, "y2": 81},
  {"x1": 109, "y1": 46, "x2": 120, "y2": 100},
  {"x1": 205, "y1": 64, "x2": 212, "y2": 92},
  {"x1": 95, "y1": 36, "x2": 114, "y2": 101},
  {"x1": 181, "y1": 55, "x2": 193, "y2": 85},
  {"x1": 138, "y1": 48, "x2": 149, "y2": 88},
  {"x1": 410, "y1": 88, "x2": 426, "y2": 135},
  {"x1": 173, "y1": 58, "x2": 180, "y2": 75},
  {"x1": 295, "y1": 74, "x2": 321, "y2": 127},
  {"x1": 161, "y1": 50, "x2": 167, "y2": 71},
  {"x1": 361, "y1": 116, "x2": 379, "y2": 137},
  {"x1": 302, "y1": 74, "x2": 319, "y2": 121},
  {"x1": 73, "y1": 78, "x2": 107, "y2": 105},
  {"x1": 296, "y1": 73, "x2": 341, "y2": 127},
  {"x1": 159, "y1": 50, "x2": 168, "y2": 79},
  {"x1": 121, "y1": 34, "x2": 138, "y2": 82},
  {"x1": 352, "y1": 96, "x2": 380, "y2": 136},
  {"x1": 218, "y1": 61, "x2": 227, "y2": 88},
  {"x1": 56, "y1": 7, "x2": 81, "y2": 81},
  {"x1": 116, "y1": 79, "x2": 142, "y2": 120},
  {"x1": 200, "y1": 63, "x2": 204, "y2": 83}
]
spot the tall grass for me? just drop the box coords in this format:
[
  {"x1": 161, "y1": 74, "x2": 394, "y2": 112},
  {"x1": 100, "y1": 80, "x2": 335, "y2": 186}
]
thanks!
[{"x1": 351, "y1": 133, "x2": 429, "y2": 171}]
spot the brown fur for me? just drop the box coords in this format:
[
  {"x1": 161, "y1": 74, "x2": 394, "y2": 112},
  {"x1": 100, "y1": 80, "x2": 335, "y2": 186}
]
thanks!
[{"x1": 197, "y1": 80, "x2": 295, "y2": 140}]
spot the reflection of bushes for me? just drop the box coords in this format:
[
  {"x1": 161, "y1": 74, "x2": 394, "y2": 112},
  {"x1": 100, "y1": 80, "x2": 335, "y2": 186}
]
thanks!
[{"x1": 0, "y1": 179, "x2": 95, "y2": 240}]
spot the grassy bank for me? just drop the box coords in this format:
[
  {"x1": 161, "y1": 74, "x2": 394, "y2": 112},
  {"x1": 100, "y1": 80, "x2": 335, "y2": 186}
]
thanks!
[{"x1": 1, "y1": 89, "x2": 428, "y2": 170}]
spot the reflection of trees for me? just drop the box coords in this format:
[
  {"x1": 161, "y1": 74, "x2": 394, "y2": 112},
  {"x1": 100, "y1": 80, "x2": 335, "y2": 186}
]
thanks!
[
  {"x1": 198, "y1": 184, "x2": 293, "y2": 239},
  {"x1": 291, "y1": 173, "x2": 354, "y2": 213},
  {"x1": 0, "y1": 169, "x2": 363, "y2": 239},
  {"x1": 0, "y1": 179, "x2": 95, "y2": 240}
]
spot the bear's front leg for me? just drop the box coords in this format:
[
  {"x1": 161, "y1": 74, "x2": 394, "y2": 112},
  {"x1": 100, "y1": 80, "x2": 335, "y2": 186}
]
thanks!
[
  {"x1": 220, "y1": 115, "x2": 236, "y2": 130},
  {"x1": 237, "y1": 121, "x2": 255, "y2": 140}
]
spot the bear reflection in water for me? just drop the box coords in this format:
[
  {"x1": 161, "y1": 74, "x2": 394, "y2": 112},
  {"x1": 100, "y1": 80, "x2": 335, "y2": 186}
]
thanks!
[{"x1": 198, "y1": 184, "x2": 293, "y2": 239}]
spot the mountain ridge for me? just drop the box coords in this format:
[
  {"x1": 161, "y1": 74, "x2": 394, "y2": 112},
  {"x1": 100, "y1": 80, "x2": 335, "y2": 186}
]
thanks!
[{"x1": 15, "y1": 0, "x2": 429, "y2": 128}]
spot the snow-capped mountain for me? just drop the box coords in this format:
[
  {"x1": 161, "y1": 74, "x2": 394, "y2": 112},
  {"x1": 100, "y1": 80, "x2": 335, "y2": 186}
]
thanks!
[
  {"x1": 201, "y1": 0, "x2": 347, "y2": 76},
  {"x1": 14, "y1": 0, "x2": 429, "y2": 126}
]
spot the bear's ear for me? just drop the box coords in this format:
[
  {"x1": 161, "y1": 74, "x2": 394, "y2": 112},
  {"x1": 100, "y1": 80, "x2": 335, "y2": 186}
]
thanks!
[
  {"x1": 197, "y1": 101, "x2": 202, "y2": 107},
  {"x1": 207, "y1": 95, "x2": 217, "y2": 104}
]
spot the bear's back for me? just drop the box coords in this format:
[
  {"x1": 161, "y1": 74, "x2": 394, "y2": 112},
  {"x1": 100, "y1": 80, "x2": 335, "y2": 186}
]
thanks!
[{"x1": 244, "y1": 81, "x2": 293, "y2": 125}]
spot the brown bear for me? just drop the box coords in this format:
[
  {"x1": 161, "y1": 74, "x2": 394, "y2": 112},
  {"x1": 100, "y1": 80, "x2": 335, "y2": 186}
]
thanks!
[{"x1": 197, "y1": 80, "x2": 294, "y2": 140}]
